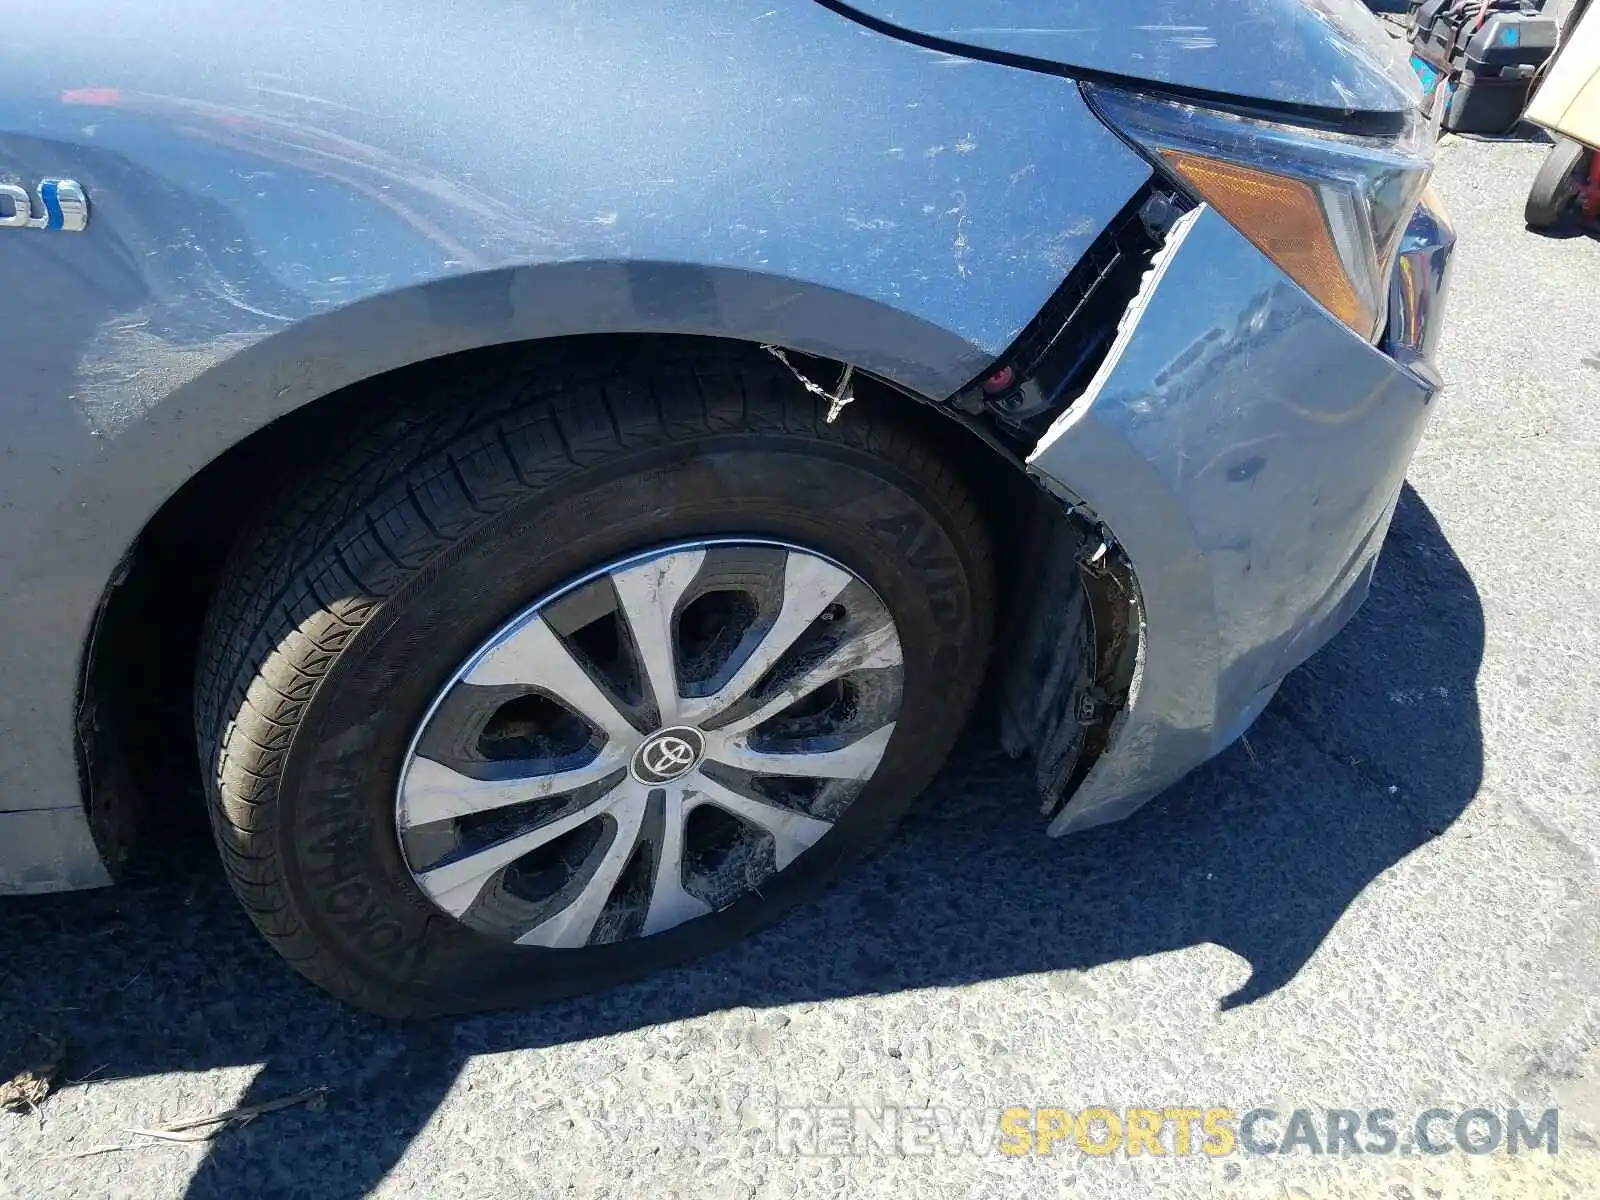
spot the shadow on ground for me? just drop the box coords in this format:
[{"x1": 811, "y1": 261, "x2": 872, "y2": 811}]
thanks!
[
  {"x1": 1527, "y1": 215, "x2": 1600, "y2": 242},
  {"x1": 0, "y1": 485, "x2": 1484, "y2": 1199}
]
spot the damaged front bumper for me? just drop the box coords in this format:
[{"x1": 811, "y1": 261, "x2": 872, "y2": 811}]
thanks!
[{"x1": 1026, "y1": 192, "x2": 1455, "y2": 836}]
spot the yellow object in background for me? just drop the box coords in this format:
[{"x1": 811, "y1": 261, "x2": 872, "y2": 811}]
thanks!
[{"x1": 1526, "y1": 3, "x2": 1600, "y2": 146}]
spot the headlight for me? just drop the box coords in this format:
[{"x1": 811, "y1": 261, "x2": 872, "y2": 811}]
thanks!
[{"x1": 1085, "y1": 85, "x2": 1434, "y2": 343}]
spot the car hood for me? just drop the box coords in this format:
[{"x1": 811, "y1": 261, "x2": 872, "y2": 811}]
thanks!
[{"x1": 821, "y1": 0, "x2": 1422, "y2": 119}]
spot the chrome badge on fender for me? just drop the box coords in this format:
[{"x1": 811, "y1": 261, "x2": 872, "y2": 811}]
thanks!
[{"x1": 0, "y1": 179, "x2": 89, "y2": 232}]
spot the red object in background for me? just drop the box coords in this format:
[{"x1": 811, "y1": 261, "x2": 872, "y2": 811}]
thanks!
[
  {"x1": 1582, "y1": 148, "x2": 1600, "y2": 221},
  {"x1": 60, "y1": 87, "x2": 123, "y2": 106}
]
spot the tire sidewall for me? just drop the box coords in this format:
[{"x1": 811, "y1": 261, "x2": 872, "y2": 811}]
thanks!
[
  {"x1": 270, "y1": 432, "x2": 990, "y2": 1013},
  {"x1": 1527, "y1": 138, "x2": 1590, "y2": 227}
]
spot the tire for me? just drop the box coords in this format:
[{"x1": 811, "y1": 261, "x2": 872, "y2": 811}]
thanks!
[
  {"x1": 1525, "y1": 137, "x2": 1589, "y2": 229},
  {"x1": 194, "y1": 345, "x2": 995, "y2": 1017}
]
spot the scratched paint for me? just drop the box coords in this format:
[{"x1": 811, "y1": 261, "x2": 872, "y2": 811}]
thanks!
[{"x1": 825, "y1": 0, "x2": 1421, "y2": 117}]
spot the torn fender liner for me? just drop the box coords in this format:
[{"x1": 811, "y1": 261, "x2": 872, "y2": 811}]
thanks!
[
  {"x1": 958, "y1": 182, "x2": 1181, "y2": 428},
  {"x1": 998, "y1": 485, "x2": 1140, "y2": 821},
  {"x1": 1025, "y1": 204, "x2": 1440, "y2": 834},
  {"x1": 816, "y1": 0, "x2": 1420, "y2": 127}
]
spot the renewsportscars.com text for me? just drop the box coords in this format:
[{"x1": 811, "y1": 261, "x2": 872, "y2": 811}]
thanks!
[{"x1": 775, "y1": 1105, "x2": 1560, "y2": 1159}]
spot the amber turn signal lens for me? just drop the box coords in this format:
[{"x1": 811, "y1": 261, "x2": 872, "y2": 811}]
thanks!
[{"x1": 1161, "y1": 150, "x2": 1373, "y2": 336}]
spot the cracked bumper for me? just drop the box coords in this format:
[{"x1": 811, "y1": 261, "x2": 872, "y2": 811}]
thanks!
[
  {"x1": 0, "y1": 807, "x2": 114, "y2": 893},
  {"x1": 1029, "y1": 193, "x2": 1456, "y2": 835}
]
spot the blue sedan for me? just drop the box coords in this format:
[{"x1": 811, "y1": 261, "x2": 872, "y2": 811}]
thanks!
[{"x1": 0, "y1": 0, "x2": 1453, "y2": 1015}]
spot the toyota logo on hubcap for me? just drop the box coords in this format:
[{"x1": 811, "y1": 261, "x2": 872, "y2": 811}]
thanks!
[{"x1": 630, "y1": 726, "x2": 706, "y2": 785}]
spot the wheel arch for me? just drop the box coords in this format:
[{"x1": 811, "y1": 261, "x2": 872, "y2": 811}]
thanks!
[
  {"x1": 141, "y1": 258, "x2": 994, "y2": 459},
  {"x1": 73, "y1": 302, "x2": 1048, "y2": 872}
]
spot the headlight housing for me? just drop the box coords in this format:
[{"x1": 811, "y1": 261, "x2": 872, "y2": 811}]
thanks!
[{"x1": 1085, "y1": 85, "x2": 1434, "y2": 343}]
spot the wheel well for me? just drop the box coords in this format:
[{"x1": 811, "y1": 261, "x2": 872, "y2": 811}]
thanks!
[{"x1": 81, "y1": 332, "x2": 1084, "y2": 863}]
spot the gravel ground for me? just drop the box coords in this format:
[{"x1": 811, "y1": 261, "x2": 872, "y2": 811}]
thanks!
[{"x1": 3, "y1": 136, "x2": 1599, "y2": 1200}]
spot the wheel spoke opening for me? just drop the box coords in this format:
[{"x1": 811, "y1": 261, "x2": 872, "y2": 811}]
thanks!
[
  {"x1": 702, "y1": 721, "x2": 897, "y2": 782},
  {"x1": 514, "y1": 781, "x2": 648, "y2": 948},
  {"x1": 641, "y1": 786, "x2": 716, "y2": 935},
  {"x1": 677, "y1": 550, "x2": 854, "y2": 725},
  {"x1": 500, "y1": 819, "x2": 612, "y2": 908},
  {"x1": 413, "y1": 778, "x2": 631, "y2": 921},
  {"x1": 702, "y1": 578, "x2": 901, "y2": 733},
  {"x1": 678, "y1": 803, "x2": 768, "y2": 911},
  {"x1": 698, "y1": 759, "x2": 867, "y2": 824},
  {"x1": 476, "y1": 691, "x2": 596, "y2": 762},
  {"x1": 687, "y1": 772, "x2": 835, "y2": 875}
]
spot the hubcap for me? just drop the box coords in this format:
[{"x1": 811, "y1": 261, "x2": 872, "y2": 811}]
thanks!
[{"x1": 395, "y1": 540, "x2": 904, "y2": 948}]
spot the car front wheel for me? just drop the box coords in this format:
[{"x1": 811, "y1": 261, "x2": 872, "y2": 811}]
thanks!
[{"x1": 194, "y1": 347, "x2": 995, "y2": 1017}]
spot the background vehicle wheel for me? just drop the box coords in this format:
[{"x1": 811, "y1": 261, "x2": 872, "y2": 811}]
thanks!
[
  {"x1": 194, "y1": 347, "x2": 995, "y2": 1017},
  {"x1": 1525, "y1": 137, "x2": 1589, "y2": 229}
]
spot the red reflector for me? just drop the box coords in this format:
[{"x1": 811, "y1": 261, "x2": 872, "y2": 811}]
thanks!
[{"x1": 982, "y1": 366, "x2": 1015, "y2": 394}]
